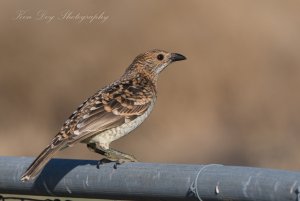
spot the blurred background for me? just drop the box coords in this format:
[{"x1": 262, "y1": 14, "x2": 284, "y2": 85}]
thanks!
[{"x1": 0, "y1": 1, "x2": 299, "y2": 171}]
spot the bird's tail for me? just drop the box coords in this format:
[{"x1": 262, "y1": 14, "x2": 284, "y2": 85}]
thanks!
[{"x1": 21, "y1": 136, "x2": 65, "y2": 182}]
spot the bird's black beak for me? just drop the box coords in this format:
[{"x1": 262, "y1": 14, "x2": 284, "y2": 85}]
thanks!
[{"x1": 170, "y1": 53, "x2": 186, "y2": 62}]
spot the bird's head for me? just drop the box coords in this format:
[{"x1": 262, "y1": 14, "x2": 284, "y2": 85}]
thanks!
[{"x1": 124, "y1": 49, "x2": 186, "y2": 81}]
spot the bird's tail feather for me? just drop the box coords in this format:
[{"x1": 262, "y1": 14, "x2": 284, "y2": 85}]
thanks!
[{"x1": 20, "y1": 139, "x2": 64, "y2": 182}]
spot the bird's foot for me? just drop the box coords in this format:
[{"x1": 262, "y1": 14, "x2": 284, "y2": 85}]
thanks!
[{"x1": 96, "y1": 158, "x2": 112, "y2": 169}]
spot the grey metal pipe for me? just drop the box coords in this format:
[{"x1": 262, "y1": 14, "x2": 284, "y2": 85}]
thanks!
[{"x1": 0, "y1": 156, "x2": 299, "y2": 200}]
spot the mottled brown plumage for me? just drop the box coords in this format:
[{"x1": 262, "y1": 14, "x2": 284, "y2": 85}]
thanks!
[{"x1": 21, "y1": 49, "x2": 186, "y2": 181}]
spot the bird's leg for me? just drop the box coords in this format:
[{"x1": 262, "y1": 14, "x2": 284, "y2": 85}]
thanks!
[
  {"x1": 104, "y1": 148, "x2": 138, "y2": 163},
  {"x1": 87, "y1": 143, "x2": 110, "y2": 167},
  {"x1": 87, "y1": 143, "x2": 138, "y2": 167}
]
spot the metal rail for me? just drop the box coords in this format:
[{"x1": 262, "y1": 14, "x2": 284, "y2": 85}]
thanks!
[{"x1": 0, "y1": 156, "x2": 299, "y2": 200}]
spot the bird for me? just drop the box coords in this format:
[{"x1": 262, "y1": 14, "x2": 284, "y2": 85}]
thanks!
[{"x1": 20, "y1": 49, "x2": 186, "y2": 182}]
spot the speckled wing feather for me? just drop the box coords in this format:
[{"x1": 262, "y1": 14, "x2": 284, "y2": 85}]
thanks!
[{"x1": 65, "y1": 77, "x2": 156, "y2": 145}]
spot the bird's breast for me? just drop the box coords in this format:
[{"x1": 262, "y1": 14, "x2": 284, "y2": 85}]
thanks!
[{"x1": 88, "y1": 98, "x2": 156, "y2": 145}]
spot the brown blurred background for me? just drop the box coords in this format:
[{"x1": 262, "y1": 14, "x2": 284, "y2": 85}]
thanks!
[{"x1": 0, "y1": 1, "x2": 299, "y2": 171}]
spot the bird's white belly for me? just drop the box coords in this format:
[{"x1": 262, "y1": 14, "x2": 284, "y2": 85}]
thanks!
[{"x1": 88, "y1": 100, "x2": 155, "y2": 147}]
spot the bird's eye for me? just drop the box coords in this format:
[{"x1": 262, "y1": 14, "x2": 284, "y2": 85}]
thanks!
[{"x1": 157, "y1": 54, "x2": 164, "y2": 61}]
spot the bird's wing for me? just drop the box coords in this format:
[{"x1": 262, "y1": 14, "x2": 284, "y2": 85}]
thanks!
[{"x1": 63, "y1": 79, "x2": 155, "y2": 146}]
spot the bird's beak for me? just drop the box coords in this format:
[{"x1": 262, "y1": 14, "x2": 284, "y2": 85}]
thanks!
[{"x1": 170, "y1": 53, "x2": 187, "y2": 62}]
